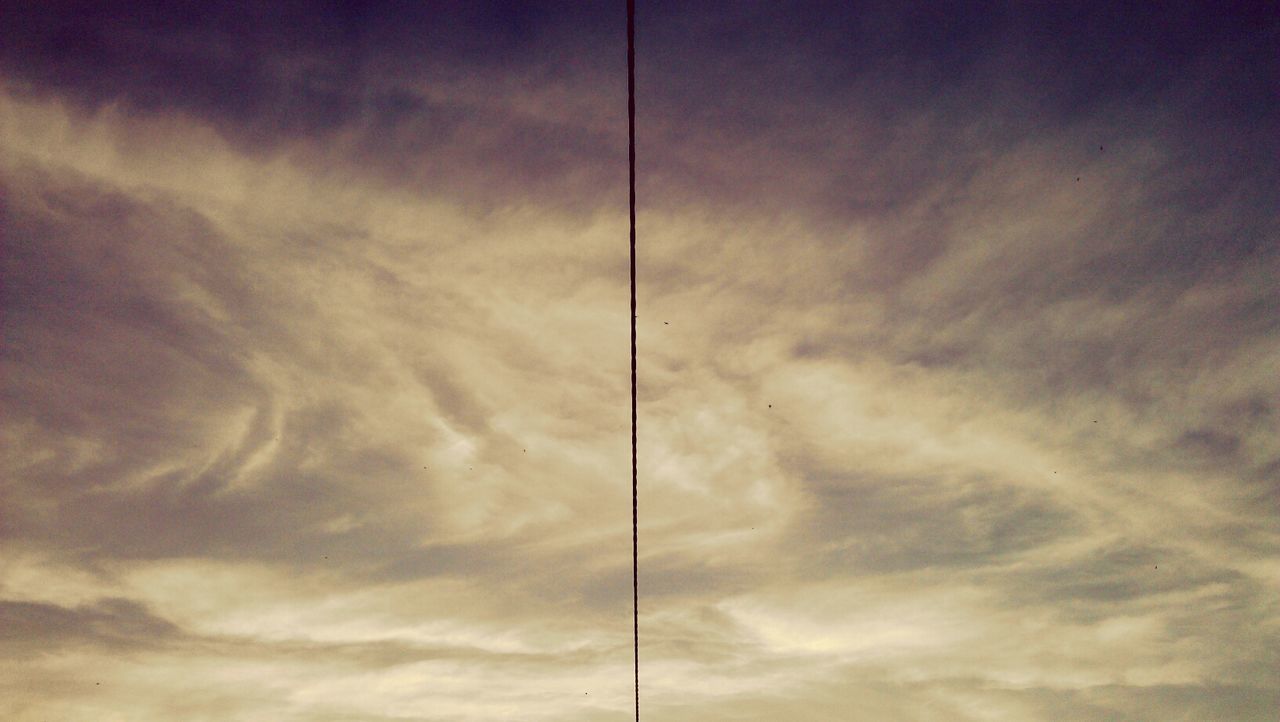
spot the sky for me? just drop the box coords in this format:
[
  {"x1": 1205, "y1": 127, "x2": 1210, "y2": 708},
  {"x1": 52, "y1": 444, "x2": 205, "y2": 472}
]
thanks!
[{"x1": 1, "y1": 1, "x2": 1278, "y2": 720}]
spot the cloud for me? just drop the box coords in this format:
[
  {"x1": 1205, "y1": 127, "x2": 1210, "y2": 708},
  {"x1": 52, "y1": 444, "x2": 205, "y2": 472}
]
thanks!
[
  {"x1": 0, "y1": 597, "x2": 179, "y2": 654},
  {"x1": 2, "y1": 2, "x2": 1278, "y2": 720}
]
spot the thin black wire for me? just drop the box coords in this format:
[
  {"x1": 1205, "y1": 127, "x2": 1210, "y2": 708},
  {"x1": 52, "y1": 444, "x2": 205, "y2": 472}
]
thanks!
[{"x1": 627, "y1": 0, "x2": 639, "y2": 720}]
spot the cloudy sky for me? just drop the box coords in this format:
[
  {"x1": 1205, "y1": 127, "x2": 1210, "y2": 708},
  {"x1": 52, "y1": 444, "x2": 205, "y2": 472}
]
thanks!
[{"x1": 2, "y1": 2, "x2": 1278, "y2": 720}]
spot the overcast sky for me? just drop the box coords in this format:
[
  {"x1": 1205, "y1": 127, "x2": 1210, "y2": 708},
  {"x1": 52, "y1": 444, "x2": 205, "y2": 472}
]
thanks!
[{"x1": 2, "y1": 2, "x2": 1278, "y2": 720}]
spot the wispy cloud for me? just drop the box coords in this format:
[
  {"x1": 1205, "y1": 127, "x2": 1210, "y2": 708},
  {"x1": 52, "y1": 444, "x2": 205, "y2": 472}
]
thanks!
[{"x1": 2, "y1": 3, "x2": 1277, "y2": 720}]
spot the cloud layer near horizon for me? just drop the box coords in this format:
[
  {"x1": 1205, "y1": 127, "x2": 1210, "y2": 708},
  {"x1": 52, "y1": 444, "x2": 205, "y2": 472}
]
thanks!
[{"x1": 2, "y1": 3, "x2": 1278, "y2": 720}]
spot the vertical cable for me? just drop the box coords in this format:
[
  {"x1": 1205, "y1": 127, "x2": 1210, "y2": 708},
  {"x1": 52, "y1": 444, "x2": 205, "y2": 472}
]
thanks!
[{"x1": 627, "y1": 1, "x2": 639, "y2": 720}]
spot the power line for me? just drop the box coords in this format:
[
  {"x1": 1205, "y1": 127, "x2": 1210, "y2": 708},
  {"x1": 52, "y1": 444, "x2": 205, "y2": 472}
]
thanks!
[{"x1": 627, "y1": 0, "x2": 639, "y2": 720}]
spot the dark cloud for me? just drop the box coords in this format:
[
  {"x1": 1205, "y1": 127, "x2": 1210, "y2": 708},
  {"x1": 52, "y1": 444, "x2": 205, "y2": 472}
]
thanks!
[
  {"x1": 787, "y1": 473, "x2": 1079, "y2": 575},
  {"x1": 1, "y1": 1, "x2": 628, "y2": 213},
  {"x1": 635, "y1": 1, "x2": 1280, "y2": 224},
  {"x1": 0, "y1": 597, "x2": 179, "y2": 655},
  {"x1": 991, "y1": 542, "x2": 1247, "y2": 613},
  {"x1": 9, "y1": 2, "x2": 1275, "y2": 220}
]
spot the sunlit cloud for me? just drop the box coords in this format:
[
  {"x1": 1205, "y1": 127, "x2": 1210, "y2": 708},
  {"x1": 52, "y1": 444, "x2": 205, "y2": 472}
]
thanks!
[{"x1": 2, "y1": 3, "x2": 1277, "y2": 720}]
